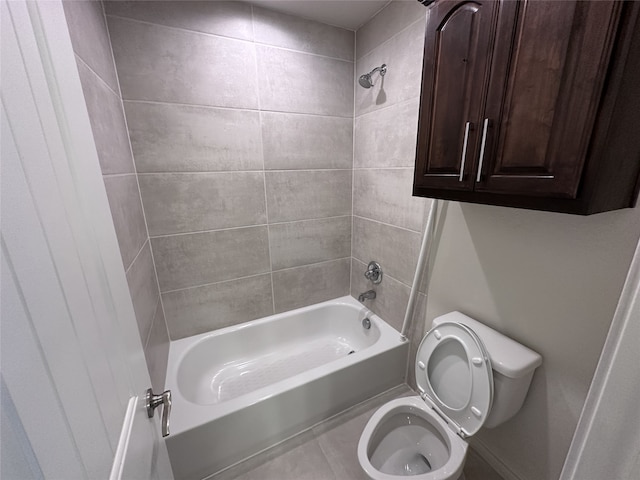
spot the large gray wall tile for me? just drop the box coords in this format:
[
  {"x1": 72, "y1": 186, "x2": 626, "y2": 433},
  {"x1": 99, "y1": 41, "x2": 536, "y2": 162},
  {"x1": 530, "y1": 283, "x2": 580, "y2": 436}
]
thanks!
[
  {"x1": 273, "y1": 259, "x2": 350, "y2": 313},
  {"x1": 125, "y1": 102, "x2": 262, "y2": 173},
  {"x1": 353, "y1": 168, "x2": 426, "y2": 232},
  {"x1": 104, "y1": 1, "x2": 253, "y2": 40},
  {"x1": 162, "y1": 274, "x2": 273, "y2": 340},
  {"x1": 355, "y1": 19, "x2": 425, "y2": 116},
  {"x1": 352, "y1": 216, "x2": 420, "y2": 286},
  {"x1": 356, "y1": 0, "x2": 426, "y2": 60},
  {"x1": 350, "y1": 258, "x2": 410, "y2": 332},
  {"x1": 126, "y1": 241, "x2": 160, "y2": 344},
  {"x1": 139, "y1": 172, "x2": 266, "y2": 236},
  {"x1": 270, "y1": 216, "x2": 351, "y2": 270},
  {"x1": 102, "y1": 1, "x2": 357, "y2": 341},
  {"x1": 76, "y1": 60, "x2": 134, "y2": 175},
  {"x1": 256, "y1": 45, "x2": 353, "y2": 117},
  {"x1": 354, "y1": 99, "x2": 420, "y2": 168},
  {"x1": 144, "y1": 300, "x2": 170, "y2": 392},
  {"x1": 108, "y1": 17, "x2": 258, "y2": 108},
  {"x1": 63, "y1": 0, "x2": 119, "y2": 92},
  {"x1": 266, "y1": 170, "x2": 352, "y2": 223},
  {"x1": 151, "y1": 226, "x2": 270, "y2": 292},
  {"x1": 262, "y1": 112, "x2": 352, "y2": 170},
  {"x1": 253, "y1": 6, "x2": 354, "y2": 61},
  {"x1": 103, "y1": 175, "x2": 148, "y2": 270}
]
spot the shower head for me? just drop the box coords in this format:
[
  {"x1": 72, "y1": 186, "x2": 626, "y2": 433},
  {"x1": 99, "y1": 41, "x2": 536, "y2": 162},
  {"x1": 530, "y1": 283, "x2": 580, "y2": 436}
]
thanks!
[
  {"x1": 358, "y1": 74, "x2": 374, "y2": 89},
  {"x1": 358, "y1": 64, "x2": 387, "y2": 88}
]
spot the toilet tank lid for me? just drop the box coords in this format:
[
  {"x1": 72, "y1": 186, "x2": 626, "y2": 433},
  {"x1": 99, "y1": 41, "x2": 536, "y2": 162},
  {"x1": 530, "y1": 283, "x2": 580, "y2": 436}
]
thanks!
[{"x1": 432, "y1": 312, "x2": 542, "y2": 378}]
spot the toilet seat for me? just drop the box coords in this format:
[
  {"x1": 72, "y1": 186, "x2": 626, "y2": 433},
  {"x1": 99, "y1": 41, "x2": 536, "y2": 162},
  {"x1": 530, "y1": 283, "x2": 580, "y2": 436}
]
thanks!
[{"x1": 416, "y1": 321, "x2": 493, "y2": 437}]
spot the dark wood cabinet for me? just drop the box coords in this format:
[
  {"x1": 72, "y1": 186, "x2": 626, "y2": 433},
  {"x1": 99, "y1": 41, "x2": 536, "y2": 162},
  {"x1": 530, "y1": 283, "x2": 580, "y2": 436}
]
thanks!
[
  {"x1": 413, "y1": 0, "x2": 640, "y2": 214},
  {"x1": 414, "y1": 0, "x2": 497, "y2": 192}
]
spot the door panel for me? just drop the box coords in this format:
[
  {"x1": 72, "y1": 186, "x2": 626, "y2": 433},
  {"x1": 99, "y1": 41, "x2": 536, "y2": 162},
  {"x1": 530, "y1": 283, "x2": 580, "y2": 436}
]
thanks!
[
  {"x1": 477, "y1": 0, "x2": 623, "y2": 197},
  {"x1": 415, "y1": 0, "x2": 497, "y2": 191},
  {"x1": 1, "y1": 2, "x2": 173, "y2": 479}
]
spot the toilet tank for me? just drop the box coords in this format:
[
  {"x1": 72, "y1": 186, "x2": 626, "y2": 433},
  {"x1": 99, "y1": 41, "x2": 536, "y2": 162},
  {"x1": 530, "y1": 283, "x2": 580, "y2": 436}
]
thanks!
[{"x1": 431, "y1": 312, "x2": 542, "y2": 428}]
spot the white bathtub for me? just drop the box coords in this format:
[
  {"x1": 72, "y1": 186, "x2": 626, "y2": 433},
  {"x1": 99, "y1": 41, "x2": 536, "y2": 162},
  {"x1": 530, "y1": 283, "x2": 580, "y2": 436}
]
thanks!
[{"x1": 164, "y1": 295, "x2": 408, "y2": 479}]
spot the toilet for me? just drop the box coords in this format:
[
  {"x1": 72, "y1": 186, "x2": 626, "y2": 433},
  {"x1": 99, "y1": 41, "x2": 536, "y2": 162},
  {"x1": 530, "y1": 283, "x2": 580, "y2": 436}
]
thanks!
[{"x1": 358, "y1": 312, "x2": 542, "y2": 480}]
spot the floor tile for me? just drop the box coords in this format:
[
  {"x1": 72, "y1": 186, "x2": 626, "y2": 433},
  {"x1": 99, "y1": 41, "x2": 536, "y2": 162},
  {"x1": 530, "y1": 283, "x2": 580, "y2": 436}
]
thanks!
[
  {"x1": 464, "y1": 448, "x2": 505, "y2": 480},
  {"x1": 313, "y1": 386, "x2": 414, "y2": 480},
  {"x1": 213, "y1": 384, "x2": 504, "y2": 480},
  {"x1": 228, "y1": 436, "x2": 336, "y2": 480}
]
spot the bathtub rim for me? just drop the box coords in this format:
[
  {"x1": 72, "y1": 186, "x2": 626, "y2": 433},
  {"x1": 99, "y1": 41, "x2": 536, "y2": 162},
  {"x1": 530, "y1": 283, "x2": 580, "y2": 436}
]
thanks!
[{"x1": 165, "y1": 295, "x2": 405, "y2": 435}]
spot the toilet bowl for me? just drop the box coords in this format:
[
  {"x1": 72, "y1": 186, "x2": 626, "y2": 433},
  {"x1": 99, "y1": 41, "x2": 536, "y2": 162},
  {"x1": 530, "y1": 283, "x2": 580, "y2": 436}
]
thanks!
[
  {"x1": 358, "y1": 396, "x2": 467, "y2": 480},
  {"x1": 358, "y1": 312, "x2": 542, "y2": 480}
]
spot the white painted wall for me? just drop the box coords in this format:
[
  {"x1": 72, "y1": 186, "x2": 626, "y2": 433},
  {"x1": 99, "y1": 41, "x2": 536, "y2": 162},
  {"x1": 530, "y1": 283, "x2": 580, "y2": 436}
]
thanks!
[
  {"x1": 426, "y1": 201, "x2": 640, "y2": 480},
  {"x1": 560, "y1": 234, "x2": 640, "y2": 480}
]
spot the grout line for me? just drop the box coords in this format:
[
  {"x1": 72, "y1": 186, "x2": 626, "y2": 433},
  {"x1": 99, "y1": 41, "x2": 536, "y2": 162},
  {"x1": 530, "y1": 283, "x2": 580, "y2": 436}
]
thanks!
[
  {"x1": 271, "y1": 257, "x2": 351, "y2": 275},
  {"x1": 137, "y1": 170, "x2": 264, "y2": 175},
  {"x1": 148, "y1": 215, "x2": 351, "y2": 240},
  {"x1": 353, "y1": 214, "x2": 423, "y2": 235},
  {"x1": 350, "y1": 24, "x2": 357, "y2": 298},
  {"x1": 143, "y1": 296, "x2": 162, "y2": 350},
  {"x1": 269, "y1": 215, "x2": 351, "y2": 227},
  {"x1": 124, "y1": 98, "x2": 259, "y2": 113},
  {"x1": 102, "y1": 172, "x2": 137, "y2": 179},
  {"x1": 253, "y1": 1, "x2": 358, "y2": 34},
  {"x1": 353, "y1": 0, "x2": 393, "y2": 33},
  {"x1": 102, "y1": 3, "x2": 171, "y2": 345},
  {"x1": 124, "y1": 238, "x2": 147, "y2": 276},
  {"x1": 74, "y1": 54, "x2": 119, "y2": 99},
  {"x1": 150, "y1": 224, "x2": 268, "y2": 239},
  {"x1": 105, "y1": 14, "x2": 354, "y2": 64},
  {"x1": 353, "y1": 166, "x2": 416, "y2": 171},
  {"x1": 160, "y1": 256, "x2": 350, "y2": 295},
  {"x1": 354, "y1": 94, "x2": 421, "y2": 120},
  {"x1": 136, "y1": 168, "x2": 353, "y2": 175},
  {"x1": 356, "y1": 13, "x2": 425, "y2": 62},
  {"x1": 100, "y1": 3, "x2": 123, "y2": 98},
  {"x1": 351, "y1": 257, "x2": 414, "y2": 291},
  {"x1": 161, "y1": 271, "x2": 272, "y2": 295},
  {"x1": 251, "y1": 3, "x2": 277, "y2": 316},
  {"x1": 147, "y1": 241, "x2": 170, "y2": 340},
  {"x1": 122, "y1": 98, "x2": 354, "y2": 120}
]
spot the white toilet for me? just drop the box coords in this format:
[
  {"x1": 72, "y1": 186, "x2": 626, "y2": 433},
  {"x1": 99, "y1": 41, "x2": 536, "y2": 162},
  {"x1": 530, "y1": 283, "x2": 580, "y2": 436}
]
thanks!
[{"x1": 358, "y1": 312, "x2": 542, "y2": 480}]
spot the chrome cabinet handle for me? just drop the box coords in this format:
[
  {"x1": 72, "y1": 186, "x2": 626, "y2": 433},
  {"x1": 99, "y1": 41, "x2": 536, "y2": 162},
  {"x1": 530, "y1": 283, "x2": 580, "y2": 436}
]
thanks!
[
  {"x1": 146, "y1": 388, "x2": 172, "y2": 437},
  {"x1": 459, "y1": 121, "x2": 471, "y2": 182},
  {"x1": 476, "y1": 118, "x2": 490, "y2": 183}
]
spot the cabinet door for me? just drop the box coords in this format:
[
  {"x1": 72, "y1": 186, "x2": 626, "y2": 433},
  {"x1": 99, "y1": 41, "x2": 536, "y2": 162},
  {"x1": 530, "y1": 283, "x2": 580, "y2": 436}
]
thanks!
[
  {"x1": 414, "y1": 0, "x2": 497, "y2": 191},
  {"x1": 476, "y1": 0, "x2": 622, "y2": 198}
]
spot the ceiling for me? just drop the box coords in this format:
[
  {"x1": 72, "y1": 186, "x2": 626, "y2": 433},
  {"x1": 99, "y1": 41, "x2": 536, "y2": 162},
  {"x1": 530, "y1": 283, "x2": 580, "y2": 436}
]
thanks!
[{"x1": 249, "y1": 0, "x2": 391, "y2": 30}]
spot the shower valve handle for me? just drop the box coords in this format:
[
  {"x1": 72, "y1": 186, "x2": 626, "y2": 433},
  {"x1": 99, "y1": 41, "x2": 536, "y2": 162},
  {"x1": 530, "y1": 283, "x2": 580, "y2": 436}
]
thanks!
[
  {"x1": 146, "y1": 388, "x2": 172, "y2": 437},
  {"x1": 364, "y1": 261, "x2": 383, "y2": 284}
]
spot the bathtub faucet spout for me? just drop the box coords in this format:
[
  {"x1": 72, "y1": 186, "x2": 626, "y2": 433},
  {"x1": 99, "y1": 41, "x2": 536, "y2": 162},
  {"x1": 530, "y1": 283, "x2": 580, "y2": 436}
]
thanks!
[{"x1": 358, "y1": 290, "x2": 376, "y2": 302}]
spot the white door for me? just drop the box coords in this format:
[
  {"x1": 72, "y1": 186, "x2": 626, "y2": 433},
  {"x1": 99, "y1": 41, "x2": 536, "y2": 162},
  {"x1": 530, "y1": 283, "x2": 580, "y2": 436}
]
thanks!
[{"x1": 1, "y1": 1, "x2": 174, "y2": 478}]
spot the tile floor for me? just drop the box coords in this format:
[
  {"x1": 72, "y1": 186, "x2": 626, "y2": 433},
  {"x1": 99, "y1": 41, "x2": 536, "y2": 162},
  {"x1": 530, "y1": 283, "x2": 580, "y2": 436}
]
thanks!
[{"x1": 212, "y1": 385, "x2": 504, "y2": 480}]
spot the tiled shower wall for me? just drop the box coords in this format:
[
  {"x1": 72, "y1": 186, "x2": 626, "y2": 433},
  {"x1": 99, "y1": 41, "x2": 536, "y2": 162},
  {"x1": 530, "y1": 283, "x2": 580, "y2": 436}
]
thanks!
[
  {"x1": 350, "y1": 0, "x2": 431, "y2": 383},
  {"x1": 63, "y1": 1, "x2": 169, "y2": 392},
  {"x1": 104, "y1": 2, "x2": 355, "y2": 340}
]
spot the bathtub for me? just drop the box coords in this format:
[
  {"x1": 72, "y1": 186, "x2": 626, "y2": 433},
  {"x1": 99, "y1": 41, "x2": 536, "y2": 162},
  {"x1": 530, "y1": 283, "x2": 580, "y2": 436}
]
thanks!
[{"x1": 164, "y1": 295, "x2": 408, "y2": 479}]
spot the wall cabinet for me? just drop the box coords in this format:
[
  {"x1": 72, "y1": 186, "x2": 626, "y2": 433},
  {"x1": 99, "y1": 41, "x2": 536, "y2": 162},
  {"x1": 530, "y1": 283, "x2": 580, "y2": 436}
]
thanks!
[{"x1": 413, "y1": 0, "x2": 640, "y2": 214}]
